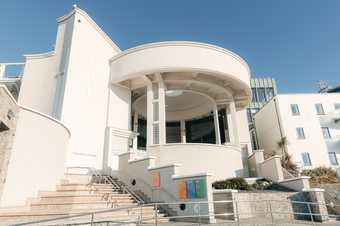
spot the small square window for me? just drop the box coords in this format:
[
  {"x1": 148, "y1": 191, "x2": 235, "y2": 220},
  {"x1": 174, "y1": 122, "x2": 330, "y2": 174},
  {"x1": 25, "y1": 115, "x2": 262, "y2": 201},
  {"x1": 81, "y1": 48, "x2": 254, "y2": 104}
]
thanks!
[
  {"x1": 321, "y1": 127, "x2": 331, "y2": 139},
  {"x1": 291, "y1": 104, "x2": 300, "y2": 115},
  {"x1": 329, "y1": 152, "x2": 339, "y2": 166},
  {"x1": 315, "y1": 104, "x2": 325, "y2": 115},
  {"x1": 296, "y1": 127, "x2": 306, "y2": 139},
  {"x1": 334, "y1": 103, "x2": 340, "y2": 110},
  {"x1": 302, "y1": 152, "x2": 312, "y2": 166}
]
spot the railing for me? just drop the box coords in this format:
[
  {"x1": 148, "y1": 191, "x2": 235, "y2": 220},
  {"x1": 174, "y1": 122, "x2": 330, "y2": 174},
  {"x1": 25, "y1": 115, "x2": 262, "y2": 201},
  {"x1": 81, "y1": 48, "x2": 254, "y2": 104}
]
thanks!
[
  {"x1": 65, "y1": 166, "x2": 145, "y2": 205},
  {"x1": 117, "y1": 170, "x2": 180, "y2": 204},
  {"x1": 0, "y1": 63, "x2": 25, "y2": 79},
  {"x1": 11, "y1": 199, "x2": 340, "y2": 226}
]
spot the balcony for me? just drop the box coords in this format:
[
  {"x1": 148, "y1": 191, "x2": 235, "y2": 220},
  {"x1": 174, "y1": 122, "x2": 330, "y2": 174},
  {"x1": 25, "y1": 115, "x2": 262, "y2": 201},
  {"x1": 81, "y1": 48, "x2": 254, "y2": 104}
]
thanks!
[{"x1": 0, "y1": 63, "x2": 25, "y2": 99}]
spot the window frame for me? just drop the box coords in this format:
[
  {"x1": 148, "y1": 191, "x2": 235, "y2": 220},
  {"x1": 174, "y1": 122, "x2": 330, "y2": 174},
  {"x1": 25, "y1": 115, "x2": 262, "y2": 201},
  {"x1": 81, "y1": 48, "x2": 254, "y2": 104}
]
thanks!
[
  {"x1": 301, "y1": 152, "x2": 312, "y2": 166},
  {"x1": 321, "y1": 127, "x2": 331, "y2": 139},
  {"x1": 296, "y1": 127, "x2": 306, "y2": 140},
  {"x1": 328, "y1": 152, "x2": 339, "y2": 166},
  {"x1": 315, "y1": 103, "x2": 325, "y2": 115},
  {"x1": 291, "y1": 104, "x2": 300, "y2": 116},
  {"x1": 334, "y1": 103, "x2": 340, "y2": 111}
]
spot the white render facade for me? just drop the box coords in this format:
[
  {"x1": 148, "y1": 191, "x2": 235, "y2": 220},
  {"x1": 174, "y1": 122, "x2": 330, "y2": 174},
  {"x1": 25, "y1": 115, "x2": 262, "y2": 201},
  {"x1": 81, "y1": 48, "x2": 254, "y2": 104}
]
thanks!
[
  {"x1": 0, "y1": 6, "x2": 253, "y2": 206},
  {"x1": 254, "y1": 94, "x2": 340, "y2": 170}
]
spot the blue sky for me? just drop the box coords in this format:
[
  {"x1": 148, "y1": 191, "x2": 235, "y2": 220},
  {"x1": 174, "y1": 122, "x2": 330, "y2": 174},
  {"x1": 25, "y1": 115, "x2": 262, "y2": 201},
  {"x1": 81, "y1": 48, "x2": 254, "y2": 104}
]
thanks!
[{"x1": 1, "y1": 0, "x2": 339, "y2": 93}]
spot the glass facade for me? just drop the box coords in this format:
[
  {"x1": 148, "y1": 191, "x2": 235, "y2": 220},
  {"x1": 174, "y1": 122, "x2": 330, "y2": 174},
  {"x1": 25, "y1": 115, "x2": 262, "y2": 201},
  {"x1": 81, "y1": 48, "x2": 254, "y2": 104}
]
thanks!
[
  {"x1": 302, "y1": 152, "x2": 312, "y2": 166},
  {"x1": 247, "y1": 78, "x2": 278, "y2": 150},
  {"x1": 136, "y1": 110, "x2": 227, "y2": 149}
]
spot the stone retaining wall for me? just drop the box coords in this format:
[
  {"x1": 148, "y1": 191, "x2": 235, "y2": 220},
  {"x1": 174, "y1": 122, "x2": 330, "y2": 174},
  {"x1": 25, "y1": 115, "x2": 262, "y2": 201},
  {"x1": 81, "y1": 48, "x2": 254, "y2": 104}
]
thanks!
[{"x1": 0, "y1": 86, "x2": 18, "y2": 199}]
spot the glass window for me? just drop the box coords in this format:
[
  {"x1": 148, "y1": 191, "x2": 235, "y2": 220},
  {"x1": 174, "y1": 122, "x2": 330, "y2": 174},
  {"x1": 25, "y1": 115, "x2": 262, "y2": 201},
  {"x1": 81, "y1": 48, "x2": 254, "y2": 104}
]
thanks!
[
  {"x1": 321, "y1": 127, "x2": 331, "y2": 139},
  {"x1": 296, "y1": 127, "x2": 305, "y2": 139},
  {"x1": 257, "y1": 88, "x2": 266, "y2": 102},
  {"x1": 247, "y1": 109, "x2": 253, "y2": 122},
  {"x1": 334, "y1": 103, "x2": 340, "y2": 110},
  {"x1": 315, "y1": 103, "x2": 325, "y2": 115},
  {"x1": 329, "y1": 152, "x2": 339, "y2": 165},
  {"x1": 251, "y1": 88, "x2": 258, "y2": 102},
  {"x1": 266, "y1": 88, "x2": 275, "y2": 100},
  {"x1": 291, "y1": 104, "x2": 300, "y2": 115},
  {"x1": 302, "y1": 152, "x2": 312, "y2": 166}
]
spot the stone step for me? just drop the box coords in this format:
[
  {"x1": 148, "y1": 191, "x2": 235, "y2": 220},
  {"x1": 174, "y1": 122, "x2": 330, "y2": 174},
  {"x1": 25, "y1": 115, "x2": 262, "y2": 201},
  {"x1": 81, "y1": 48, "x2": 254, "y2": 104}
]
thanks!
[
  {"x1": 0, "y1": 206, "x2": 157, "y2": 217},
  {"x1": 30, "y1": 201, "x2": 139, "y2": 211},
  {"x1": 35, "y1": 194, "x2": 134, "y2": 203},
  {"x1": 56, "y1": 184, "x2": 117, "y2": 191},
  {"x1": 39, "y1": 190, "x2": 121, "y2": 196},
  {"x1": 56, "y1": 187, "x2": 119, "y2": 193},
  {"x1": 0, "y1": 211, "x2": 168, "y2": 226},
  {"x1": 38, "y1": 191, "x2": 131, "y2": 198}
]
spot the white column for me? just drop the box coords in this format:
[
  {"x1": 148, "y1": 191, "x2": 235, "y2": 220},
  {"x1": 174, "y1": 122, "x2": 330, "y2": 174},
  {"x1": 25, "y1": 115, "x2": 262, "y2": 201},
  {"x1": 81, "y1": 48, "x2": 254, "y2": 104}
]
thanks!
[
  {"x1": 133, "y1": 111, "x2": 139, "y2": 150},
  {"x1": 213, "y1": 104, "x2": 221, "y2": 145},
  {"x1": 0, "y1": 64, "x2": 5, "y2": 78},
  {"x1": 146, "y1": 83, "x2": 153, "y2": 146},
  {"x1": 229, "y1": 101, "x2": 240, "y2": 146},
  {"x1": 158, "y1": 78, "x2": 166, "y2": 145},
  {"x1": 180, "y1": 120, "x2": 186, "y2": 143}
]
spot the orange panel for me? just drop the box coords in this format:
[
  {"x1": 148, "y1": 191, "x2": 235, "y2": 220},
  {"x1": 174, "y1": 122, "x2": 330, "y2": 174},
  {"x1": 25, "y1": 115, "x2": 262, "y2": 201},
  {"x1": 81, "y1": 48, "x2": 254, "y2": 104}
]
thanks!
[
  {"x1": 178, "y1": 180, "x2": 187, "y2": 200},
  {"x1": 152, "y1": 172, "x2": 160, "y2": 187}
]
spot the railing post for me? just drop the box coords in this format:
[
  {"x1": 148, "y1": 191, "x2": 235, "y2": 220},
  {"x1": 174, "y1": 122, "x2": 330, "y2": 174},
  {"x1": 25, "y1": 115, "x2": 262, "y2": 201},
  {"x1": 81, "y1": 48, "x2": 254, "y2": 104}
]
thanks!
[
  {"x1": 268, "y1": 200, "x2": 274, "y2": 225},
  {"x1": 307, "y1": 203, "x2": 315, "y2": 225},
  {"x1": 90, "y1": 213, "x2": 94, "y2": 226},
  {"x1": 234, "y1": 200, "x2": 240, "y2": 226},
  {"x1": 140, "y1": 205, "x2": 143, "y2": 225},
  {"x1": 155, "y1": 203, "x2": 158, "y2": 226},
  {"x1": 198, "y1": 203, "x2": 201, "y2": 226}
]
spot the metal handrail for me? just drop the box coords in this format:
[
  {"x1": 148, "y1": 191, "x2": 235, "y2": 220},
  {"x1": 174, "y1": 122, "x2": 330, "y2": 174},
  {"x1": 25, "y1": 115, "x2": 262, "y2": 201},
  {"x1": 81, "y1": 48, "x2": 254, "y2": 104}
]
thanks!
[
  {"x1": 118, "y1": 170, "x2": 180, "y2": 202},
  {"x1": 104, "y1": 175, "x2": 145, "y2": 204},
  {"x1": 11, "y1": 199, "x2": 340, "y2": 226}
]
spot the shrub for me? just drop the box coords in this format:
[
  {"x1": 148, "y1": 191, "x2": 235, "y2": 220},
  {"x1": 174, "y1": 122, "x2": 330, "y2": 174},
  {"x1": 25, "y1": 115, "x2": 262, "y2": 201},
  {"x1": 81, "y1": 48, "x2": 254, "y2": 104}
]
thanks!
[
  {"x1": 251, "y1": 179, "x2": 273, "y2": 190},
  {"x1": 301, "y1": 167, "x2": 339, "y2": 186},
  {"x1": 212, "y1": 177, "x2": 250, "y2": 190}
]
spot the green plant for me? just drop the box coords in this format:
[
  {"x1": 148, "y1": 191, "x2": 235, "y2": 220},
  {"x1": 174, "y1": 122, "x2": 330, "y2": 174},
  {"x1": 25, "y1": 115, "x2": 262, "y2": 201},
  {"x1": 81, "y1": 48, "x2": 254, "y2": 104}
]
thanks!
[
  {"x1": 251, "y1": 179, "x2": 273, "y2": 190},
  {"x1": 301, "y1": 167, "x2": 339, "y2": 186},
  {"x1": 277, "y1": 137, "x2": 298, "y2": 175},
  {"x1": 212, "y1": 177, "x2": 250, "y2": 190}
]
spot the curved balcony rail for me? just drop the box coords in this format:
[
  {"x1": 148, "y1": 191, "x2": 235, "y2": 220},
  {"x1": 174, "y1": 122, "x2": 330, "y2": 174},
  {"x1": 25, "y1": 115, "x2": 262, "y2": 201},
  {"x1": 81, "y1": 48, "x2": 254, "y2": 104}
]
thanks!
[{"x1": 0, "y1": 63, "x2": 25, "y2": 79}]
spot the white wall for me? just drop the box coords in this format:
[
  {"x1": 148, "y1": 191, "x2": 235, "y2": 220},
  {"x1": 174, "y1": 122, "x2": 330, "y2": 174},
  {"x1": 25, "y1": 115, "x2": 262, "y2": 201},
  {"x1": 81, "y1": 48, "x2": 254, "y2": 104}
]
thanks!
[
  {"x1": 58, "y1": 8, "x2": 122, "y2": 169},
  {"x1": 18, "y1": 16, "x2": 75, "y2": 116},
  {"x1": 0, "y1": 106, "x2": 70, "y2": 207},
  {"x1": 148, "y1": 143, "x2": 245, "y2": 181},
  {"x1": 254, "y1": 97, "x2": 283, "y2": 157},
  {"x1": 255, "y1": 94, "x2": 340, "y2": 169}
]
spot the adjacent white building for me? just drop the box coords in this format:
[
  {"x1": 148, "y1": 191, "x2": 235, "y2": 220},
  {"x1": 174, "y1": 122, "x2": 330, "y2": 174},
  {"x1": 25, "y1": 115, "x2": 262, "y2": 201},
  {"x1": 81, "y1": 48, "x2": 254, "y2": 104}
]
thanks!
[
  {"x1": 0, "y1": 6, "x2": 253, "y2": 206},
  {"x1": 254, "y1": 94, "x2": 340, "y2": 169}
]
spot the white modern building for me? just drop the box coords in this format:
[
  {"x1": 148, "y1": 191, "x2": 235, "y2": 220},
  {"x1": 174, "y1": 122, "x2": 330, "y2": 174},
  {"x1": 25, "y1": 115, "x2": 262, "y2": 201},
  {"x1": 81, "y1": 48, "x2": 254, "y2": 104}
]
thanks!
[
  {"x1": 0, "y1": 6, "x2": 253, "y2": 206},
  {"x1": 254, "y1": 94, "x2": 340, "y2": 169}
]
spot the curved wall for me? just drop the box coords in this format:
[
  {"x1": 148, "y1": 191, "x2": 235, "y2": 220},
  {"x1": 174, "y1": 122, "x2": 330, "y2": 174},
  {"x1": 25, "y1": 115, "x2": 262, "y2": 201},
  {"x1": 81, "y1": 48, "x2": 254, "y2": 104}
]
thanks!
[
  {"x1": 148, "y1": 143, "x2": 246, "y2": 181},
  {"x1": 0, "y1": 106, "x2": 70, "y2": 207},
  {"x1": 110, "y1": 42, "x2": 251, "y2": 89}
]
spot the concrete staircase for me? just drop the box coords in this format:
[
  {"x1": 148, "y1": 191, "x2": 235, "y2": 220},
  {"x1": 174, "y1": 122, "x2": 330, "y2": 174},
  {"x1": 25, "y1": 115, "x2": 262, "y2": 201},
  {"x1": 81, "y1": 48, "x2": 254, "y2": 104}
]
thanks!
[{"x1": 0, "y1": 179, "x2": 168, "y2": 225}]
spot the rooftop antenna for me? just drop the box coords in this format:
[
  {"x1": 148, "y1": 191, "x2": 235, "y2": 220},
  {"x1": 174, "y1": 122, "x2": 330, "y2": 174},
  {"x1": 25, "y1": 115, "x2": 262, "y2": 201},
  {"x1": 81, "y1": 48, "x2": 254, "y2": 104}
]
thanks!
[{"x1": 317, "y1": 80, "x2": 329, "y2": 93}]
